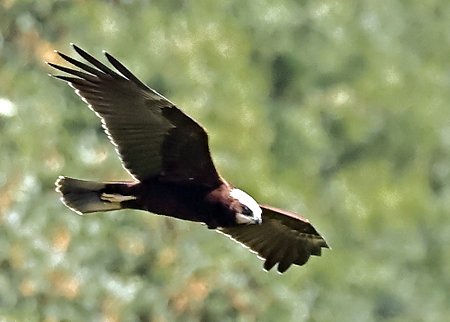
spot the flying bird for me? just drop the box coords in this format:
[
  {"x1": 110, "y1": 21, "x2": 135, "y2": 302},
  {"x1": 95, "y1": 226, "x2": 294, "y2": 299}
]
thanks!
[{"x1": 49, "y1": 44, "x2": 329, "y2": 273}]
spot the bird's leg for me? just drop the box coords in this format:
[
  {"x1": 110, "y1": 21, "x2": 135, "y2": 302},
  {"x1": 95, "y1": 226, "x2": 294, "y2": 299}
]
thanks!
[{"x1": 101, "y1": 193, "x2": 137, "y2": 203}]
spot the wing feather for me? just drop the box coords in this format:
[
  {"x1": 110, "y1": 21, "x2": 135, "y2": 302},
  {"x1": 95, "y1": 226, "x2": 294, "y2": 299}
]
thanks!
[
  {"x1": 218, "y1": 204, "x2": 329, "y2": 273},
  {"x1": 49, "y1": 44, "x2": 221, "y2": 187}
]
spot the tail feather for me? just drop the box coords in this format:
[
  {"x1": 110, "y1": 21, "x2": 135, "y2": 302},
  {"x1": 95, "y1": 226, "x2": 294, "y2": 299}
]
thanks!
[{"x1": 55, "y1": 176, "x2": 134, "y2": 215}]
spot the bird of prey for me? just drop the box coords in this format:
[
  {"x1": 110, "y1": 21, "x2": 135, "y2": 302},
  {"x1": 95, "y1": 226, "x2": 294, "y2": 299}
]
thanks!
[{"x1": 49, "y1": 44, "x2": 329, "y2": 273}]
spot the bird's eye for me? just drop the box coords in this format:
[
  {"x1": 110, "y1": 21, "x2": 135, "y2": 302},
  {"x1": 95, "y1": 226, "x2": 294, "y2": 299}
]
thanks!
[{"x1": 241, "y1": 205, "x2": 253, "y2": 216}]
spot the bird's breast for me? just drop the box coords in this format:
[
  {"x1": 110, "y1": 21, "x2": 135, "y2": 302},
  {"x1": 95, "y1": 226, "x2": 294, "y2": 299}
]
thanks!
[{"x1": 129, "y1": 181, "x2": 236, "y2": 228}]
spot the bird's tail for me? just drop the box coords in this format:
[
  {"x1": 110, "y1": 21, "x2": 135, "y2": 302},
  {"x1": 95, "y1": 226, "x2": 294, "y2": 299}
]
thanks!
[{"x1": 55, "y1": 176, "x2": 137, "y2": 215}]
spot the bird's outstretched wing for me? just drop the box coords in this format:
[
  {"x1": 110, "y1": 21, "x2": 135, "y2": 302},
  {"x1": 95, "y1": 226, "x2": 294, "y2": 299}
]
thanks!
[
  {"x1": 48, "y1": 44, "x2": 221, "y2": 187},
  {"x1": 218, "y1": 205, "x2": 329, "y2": 273}
]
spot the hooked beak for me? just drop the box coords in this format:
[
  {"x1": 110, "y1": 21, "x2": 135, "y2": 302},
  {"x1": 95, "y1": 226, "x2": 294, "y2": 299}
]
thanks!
[{"x1": 236, "y1": 213, "x2": 262, "y2": 225}]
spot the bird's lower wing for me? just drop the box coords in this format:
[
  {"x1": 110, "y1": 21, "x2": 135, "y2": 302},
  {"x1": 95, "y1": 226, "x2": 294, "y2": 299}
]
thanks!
[{"x1": 218, "y1": 204, "x2": 329, "y2": 273}]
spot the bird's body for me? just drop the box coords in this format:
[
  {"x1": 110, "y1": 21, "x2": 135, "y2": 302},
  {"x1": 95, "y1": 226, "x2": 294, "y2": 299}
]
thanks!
[
  {"x1": 59, "y1": 176, "x2": 245, "y2": 229},
  {"x1": 50, "y1": 44, "x2": 329, "y2": 273}
]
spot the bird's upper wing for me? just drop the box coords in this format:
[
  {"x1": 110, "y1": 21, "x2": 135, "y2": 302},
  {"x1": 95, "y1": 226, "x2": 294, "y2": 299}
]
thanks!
[
  {"x1": 218, "y1": 204, "x2": 329, "y2": 273},
  {"x1": 48, "y1": 44, "x2": 221, "y2": 187}
]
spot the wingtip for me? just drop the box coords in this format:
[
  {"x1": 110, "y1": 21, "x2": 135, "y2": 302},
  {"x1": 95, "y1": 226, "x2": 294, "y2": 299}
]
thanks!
[
  {"x1": 53, "y1": 49, "x2": 64, "y2": 58},
  {"x1": 103, "y1": 50, "x2": 112, "y2": 59},
  {"x1": 71, "y1": 43, "x2": 83, "y2": 54},
  {"x1": 70, "y1": 43, "x2": 81, "y2": 52},
  {"x1": 54, "y1": 50, "x2": 66, "y2": 59}
]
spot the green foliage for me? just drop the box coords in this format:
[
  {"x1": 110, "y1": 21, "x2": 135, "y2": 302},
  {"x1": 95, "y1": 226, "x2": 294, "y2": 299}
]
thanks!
[{"x1": 1, "y1": 0, "x2": 450, "y2": 321}]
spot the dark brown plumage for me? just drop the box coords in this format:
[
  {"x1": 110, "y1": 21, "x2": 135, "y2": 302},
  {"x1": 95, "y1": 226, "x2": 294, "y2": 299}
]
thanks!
[{"x1": 50, "y1": 44, "x2": 329, "y2": 273}]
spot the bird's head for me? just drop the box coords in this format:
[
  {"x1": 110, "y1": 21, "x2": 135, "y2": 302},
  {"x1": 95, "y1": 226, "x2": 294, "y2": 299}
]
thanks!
[{"x1": 230, "y1": 188, "x2": 262, "y2": 225}]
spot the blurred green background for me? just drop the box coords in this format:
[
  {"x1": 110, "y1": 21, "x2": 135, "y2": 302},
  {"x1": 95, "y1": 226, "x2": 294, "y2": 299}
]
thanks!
[{"x1": 1, "y1": 1, "x2": 450, "y2": 321}]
